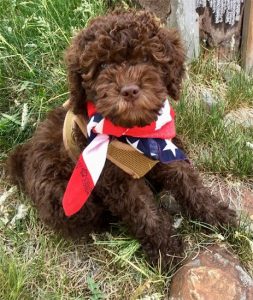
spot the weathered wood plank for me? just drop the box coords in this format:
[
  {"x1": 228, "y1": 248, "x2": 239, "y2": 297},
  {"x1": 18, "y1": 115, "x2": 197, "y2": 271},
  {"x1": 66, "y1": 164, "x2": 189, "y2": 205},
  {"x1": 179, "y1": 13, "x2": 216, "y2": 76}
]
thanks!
[
  {"x1": 167, "y1": 0, "x2": 200, "y2": 60},
  {"x1": 241, "y1": 0, "x2": 253, "y2": 73},
  {"x1": 197, "y1": 5, "x2": 244, "y2": 60}
]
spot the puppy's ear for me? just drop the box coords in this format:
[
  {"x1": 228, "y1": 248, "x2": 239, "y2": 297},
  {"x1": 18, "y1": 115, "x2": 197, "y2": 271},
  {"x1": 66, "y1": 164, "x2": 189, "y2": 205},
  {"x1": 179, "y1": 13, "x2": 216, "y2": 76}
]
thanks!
[
  {"x1": 157, "y1": 28, "x2": 185, "y2": 101},
  {"x1": 65, "y1": 36, "x2": 87, "y2": 115}
]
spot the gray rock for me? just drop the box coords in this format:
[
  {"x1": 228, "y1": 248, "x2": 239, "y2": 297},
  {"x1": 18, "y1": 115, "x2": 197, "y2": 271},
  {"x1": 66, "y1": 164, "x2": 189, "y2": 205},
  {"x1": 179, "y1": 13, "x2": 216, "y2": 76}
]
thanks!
[
  {"x1": 224, "y1": 108, "x2": 253, "y2": 128},
  {"x1": 158, "y1": 192, "x2": 181, "y2": 215},
  {"x1": 219, "y1": 62, "x2": 242, "y2": 82},
  {"x1": 200, "y1": 88, "x2": 218, "y2": 110}
]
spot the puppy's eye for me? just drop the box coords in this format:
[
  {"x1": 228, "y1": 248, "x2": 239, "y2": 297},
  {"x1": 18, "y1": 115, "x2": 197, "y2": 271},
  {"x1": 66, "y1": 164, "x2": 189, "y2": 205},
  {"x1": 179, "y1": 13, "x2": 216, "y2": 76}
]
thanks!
[
  {"x1": 100, "y1": 63, "x2": 108, "y2": 69},
  {"x1": 143, "y1": 56, "x2": 148, "y2": 62}
]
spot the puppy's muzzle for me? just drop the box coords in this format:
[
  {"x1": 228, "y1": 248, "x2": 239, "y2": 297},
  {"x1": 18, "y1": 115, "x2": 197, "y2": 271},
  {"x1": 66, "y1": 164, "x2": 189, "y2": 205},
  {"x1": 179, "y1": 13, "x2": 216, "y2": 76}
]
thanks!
[{"x1": 120, "y1": 84, "x2": 140, "y2": 101}]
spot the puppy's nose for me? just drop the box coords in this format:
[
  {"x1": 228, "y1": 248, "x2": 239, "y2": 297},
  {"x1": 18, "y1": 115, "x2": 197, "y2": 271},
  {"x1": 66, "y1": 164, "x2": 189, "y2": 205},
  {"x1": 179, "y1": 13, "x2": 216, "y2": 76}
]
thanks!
[{"x1": 120, "y1": 84, "x2": 140, "y2": 100}]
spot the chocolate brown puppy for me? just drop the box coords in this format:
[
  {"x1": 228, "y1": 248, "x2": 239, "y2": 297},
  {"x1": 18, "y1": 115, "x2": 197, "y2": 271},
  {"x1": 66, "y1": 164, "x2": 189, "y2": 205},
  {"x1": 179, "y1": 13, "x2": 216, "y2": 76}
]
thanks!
[{"x1": 7, "y1": 10, "x2": 236, "y2": 270}]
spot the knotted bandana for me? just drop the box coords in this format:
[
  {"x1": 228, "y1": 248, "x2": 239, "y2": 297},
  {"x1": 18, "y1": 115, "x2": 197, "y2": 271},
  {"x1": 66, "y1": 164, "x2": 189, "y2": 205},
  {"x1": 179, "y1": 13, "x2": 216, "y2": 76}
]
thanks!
[{"x1": 62, "y1": 99, "x2": 187, "y2": 216}]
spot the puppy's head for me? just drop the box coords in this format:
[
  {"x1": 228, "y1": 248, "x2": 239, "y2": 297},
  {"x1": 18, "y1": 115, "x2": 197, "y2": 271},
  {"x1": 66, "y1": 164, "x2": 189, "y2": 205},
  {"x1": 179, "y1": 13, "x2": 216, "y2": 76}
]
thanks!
[{"x1": 65, "y1": 10, "x2": 185, "y2": 127}]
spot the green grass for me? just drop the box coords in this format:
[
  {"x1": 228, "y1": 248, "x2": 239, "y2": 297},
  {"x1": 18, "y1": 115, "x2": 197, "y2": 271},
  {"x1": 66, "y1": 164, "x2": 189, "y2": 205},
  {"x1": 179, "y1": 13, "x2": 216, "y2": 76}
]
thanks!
[
  {"x1": 0, "y1": 1, "x2": 253, "y2": 299},
  {"x1": 0, "y1": 186, "x2": 252, "y2": 299},
  {"x1": 175, "y1": 53, "x2": 253, "y2": 178},
  {"x1": 0, "y1": 190, "x2": 169, "y2": 299},
  {"x1": 0, "y1": 0, "x2": 109, "y2": 157},
  {"x1": 176, "y1": 94, "x2": 253, "y2": 178},
  {"x1": 226, "y1": 72, "x2": 253, "y2": 109}
]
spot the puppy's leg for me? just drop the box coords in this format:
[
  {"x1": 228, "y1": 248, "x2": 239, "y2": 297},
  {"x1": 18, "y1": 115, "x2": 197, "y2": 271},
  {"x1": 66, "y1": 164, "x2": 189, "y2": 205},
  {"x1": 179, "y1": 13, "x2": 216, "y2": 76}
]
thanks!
[
  {"x1": 23, "y1": 167, "x2": 112, "y2": 239},
  {"x1": 148, "y1": 161, "x2": 236, "y2": 227},
  {"x1": 7, "y1": 107, "x2": 112, "y2": 240},
  {"x1": 97, "y1": 166, "x2": 183, "y2": 269},
  {"x1": 36, "y1": 184, "x2": 111, "y2": 239}
]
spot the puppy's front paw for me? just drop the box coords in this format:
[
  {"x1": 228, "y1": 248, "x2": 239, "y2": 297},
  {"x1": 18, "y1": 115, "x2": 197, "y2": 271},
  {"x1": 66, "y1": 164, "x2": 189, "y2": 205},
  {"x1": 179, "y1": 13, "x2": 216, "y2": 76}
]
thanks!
[
  {"x1": 213, "y1": 202, "x2": 237, "y2": 227},
  {"x1": 202, "y1": 195, "x2": 237, "y2": 228},
  {"x1": 145, "y1": 234, "x2": 184, "y2": 271}
]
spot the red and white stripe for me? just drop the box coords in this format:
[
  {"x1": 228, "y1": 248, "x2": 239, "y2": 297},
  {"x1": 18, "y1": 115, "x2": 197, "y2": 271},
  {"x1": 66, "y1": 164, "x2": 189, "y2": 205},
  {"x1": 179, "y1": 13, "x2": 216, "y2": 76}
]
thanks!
[{"x1": 62, "y1": 99, "x2": 175, "y2": 216}]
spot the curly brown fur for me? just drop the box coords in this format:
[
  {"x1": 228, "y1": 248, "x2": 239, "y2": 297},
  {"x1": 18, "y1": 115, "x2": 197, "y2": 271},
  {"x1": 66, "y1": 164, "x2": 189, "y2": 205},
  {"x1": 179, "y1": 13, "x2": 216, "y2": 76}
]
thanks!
[
  {"x1": 7, "y1": 10, "x2": 236, "y2": 270},
  {"x1": 65, "y1": 10, "x2": 185, "y2": 126}
]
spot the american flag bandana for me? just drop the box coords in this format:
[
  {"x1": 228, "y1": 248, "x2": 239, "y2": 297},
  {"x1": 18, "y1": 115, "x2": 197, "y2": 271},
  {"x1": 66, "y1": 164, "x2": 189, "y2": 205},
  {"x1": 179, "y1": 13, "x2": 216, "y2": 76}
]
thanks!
[{"x1": 62, "y1": 99, "x2": 187, "y2": 217}]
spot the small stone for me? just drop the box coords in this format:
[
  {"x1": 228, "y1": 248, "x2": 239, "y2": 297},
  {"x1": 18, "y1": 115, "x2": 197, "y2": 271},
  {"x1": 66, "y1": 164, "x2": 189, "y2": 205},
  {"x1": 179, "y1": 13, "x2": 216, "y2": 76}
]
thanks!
[
  {"x1": 0, "y1": 186, "x2": 16, "y2": 206},
  {"x1": 200, "y1": 88, "x2": 218, "y2": 110},
  {"x1": 224, "y1": 108, "x2": 253, "y2": 128},
  {"x1": 223, "y1": 71, "x2": 234, "y2": 83},
  {"x1": 246, "y1": 142, "x2": 253, "y2": 150},
  {"x1": 158, "y1": 192, "x2": 181, "y2": 215},
  {"x1": 10, "y1": 204, "x2": 28, "y2": 226},
  {"x1": 169, "y1": 246, "x2": 253, "y2": 300},
  {"x1": 173, "y1": 217, "x2": 183, "y2": 229},
  {"x1": 228, "y1": 62, "x2": 242, "y2": 73},
  {"x1": 220, "y1": 62, "x2": 242, "y2": 82}
]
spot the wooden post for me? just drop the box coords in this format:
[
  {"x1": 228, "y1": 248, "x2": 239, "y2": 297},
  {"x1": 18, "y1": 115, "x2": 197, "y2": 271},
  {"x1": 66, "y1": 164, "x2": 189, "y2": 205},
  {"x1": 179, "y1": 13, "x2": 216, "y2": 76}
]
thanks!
[
  {"x1": 167, "y1": 0, "x2": 199, "y2": 61},
  {"x1": 241, "y1": 0, "x2": 253, "y2": 74}
]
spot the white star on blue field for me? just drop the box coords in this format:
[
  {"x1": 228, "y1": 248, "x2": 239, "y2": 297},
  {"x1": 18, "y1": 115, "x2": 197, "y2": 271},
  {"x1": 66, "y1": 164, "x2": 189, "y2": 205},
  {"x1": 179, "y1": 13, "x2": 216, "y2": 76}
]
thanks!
[{"x1": 119, "y1": 136, "x2": 187, "y2": 162}]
